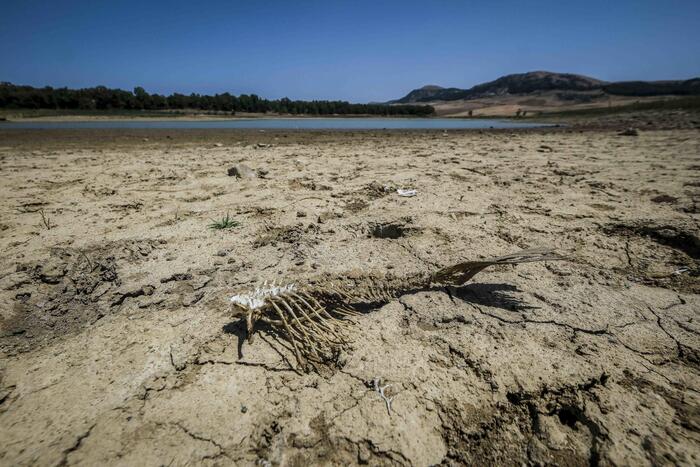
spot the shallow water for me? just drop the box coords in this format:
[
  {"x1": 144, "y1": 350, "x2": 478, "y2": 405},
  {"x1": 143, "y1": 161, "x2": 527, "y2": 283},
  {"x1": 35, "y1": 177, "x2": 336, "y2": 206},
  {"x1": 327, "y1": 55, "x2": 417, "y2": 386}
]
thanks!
[{"x1": 0, "y1": 117, "x2": 552, "y2": 130}]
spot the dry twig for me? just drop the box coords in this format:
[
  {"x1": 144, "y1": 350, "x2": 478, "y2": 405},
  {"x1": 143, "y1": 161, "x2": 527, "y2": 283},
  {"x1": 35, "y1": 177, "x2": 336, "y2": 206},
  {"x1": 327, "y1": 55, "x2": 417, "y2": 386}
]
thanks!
[
  {"x1": 39, "y1": 209, "x2": 53, "y2": 230},
  {"x1": 373, "y1": 378, "x2": 394, "y2": 416}
]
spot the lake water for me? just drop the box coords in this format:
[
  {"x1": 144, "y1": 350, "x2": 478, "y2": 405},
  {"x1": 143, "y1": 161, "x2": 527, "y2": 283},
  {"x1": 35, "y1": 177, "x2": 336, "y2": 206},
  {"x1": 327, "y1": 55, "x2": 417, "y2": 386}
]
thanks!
[{"x1": 0, "y1": 118, "x2": 552, "y2": 130}]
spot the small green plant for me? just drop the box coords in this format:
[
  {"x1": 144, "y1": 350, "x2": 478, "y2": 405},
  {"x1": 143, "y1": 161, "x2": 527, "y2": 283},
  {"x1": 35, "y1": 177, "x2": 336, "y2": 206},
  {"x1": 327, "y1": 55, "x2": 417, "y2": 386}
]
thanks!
[{"x1": 209, "y1": 212, "x2": 239, "y2": 230}]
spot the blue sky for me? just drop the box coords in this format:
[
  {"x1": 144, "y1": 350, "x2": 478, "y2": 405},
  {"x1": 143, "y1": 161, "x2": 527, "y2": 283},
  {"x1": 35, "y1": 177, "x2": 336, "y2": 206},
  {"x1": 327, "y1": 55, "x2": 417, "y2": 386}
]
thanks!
[{"x1": 1, "y1": 0, "x2": 699, "y2": 102}]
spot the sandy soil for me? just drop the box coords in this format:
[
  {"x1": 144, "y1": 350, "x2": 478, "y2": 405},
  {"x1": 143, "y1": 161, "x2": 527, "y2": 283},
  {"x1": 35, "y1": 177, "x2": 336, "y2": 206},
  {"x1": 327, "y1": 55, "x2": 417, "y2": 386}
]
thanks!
[{"x1": 0, "y1": 124, "x2": 699, "y2": 466}]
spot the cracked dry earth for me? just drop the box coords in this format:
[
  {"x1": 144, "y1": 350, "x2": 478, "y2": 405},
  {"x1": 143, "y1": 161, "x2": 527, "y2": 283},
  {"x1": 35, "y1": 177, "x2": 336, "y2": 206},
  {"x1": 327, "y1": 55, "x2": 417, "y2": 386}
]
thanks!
[{"x1": 0, "y1": 128, "x2": 699, "y2": 466}]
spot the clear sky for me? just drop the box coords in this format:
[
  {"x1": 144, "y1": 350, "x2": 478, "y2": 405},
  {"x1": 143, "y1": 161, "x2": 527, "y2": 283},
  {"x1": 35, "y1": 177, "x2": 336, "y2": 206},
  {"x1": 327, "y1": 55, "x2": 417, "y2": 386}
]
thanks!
[{"x1": 1, "y1": 0, "x2": 699, "y2": 102}]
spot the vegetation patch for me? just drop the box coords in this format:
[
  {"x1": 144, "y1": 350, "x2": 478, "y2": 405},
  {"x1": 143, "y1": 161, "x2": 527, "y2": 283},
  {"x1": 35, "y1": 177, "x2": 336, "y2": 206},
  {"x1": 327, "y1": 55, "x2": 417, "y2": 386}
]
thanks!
[{"x1": 209, "y1": 213, "x2": 240, "y2": 230}]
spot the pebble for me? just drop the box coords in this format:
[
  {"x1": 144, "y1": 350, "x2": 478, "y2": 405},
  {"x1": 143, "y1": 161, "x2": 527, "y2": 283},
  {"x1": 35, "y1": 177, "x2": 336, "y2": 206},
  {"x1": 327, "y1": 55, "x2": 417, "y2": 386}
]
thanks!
[
  {"x1": 227, "y1": 164, "x2": 257, "y2": 178},
  {"x1": 618, "y1": 128, "x2": 639, "y2": 136}
]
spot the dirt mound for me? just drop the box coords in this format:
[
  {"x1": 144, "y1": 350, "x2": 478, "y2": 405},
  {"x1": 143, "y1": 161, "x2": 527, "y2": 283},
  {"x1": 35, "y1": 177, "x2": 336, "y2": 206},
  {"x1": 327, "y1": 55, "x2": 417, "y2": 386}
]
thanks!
[
  {"x1": 367, "y1": 220, "x2": 417, "y2": 239},
  {"x1": 1, "y1": 240, "x2": 162, "y2": 355},
  {"x1": 438, "y1": 374, "x2": 609, "y2": 466}
]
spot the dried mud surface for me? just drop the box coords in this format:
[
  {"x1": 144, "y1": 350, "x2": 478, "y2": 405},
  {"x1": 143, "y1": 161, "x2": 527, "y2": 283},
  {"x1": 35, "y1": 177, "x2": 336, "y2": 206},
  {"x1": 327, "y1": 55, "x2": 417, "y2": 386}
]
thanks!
[{"x1": 0, "y1": 127, "x2": 699, "y2": 466}]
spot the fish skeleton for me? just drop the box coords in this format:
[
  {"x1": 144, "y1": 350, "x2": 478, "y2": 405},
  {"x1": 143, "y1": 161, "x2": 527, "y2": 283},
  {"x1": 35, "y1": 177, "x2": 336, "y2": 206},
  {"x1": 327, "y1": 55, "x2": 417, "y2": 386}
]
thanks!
[{"x1": 230, "y1": 248, "x2": 564, "y2": 371}]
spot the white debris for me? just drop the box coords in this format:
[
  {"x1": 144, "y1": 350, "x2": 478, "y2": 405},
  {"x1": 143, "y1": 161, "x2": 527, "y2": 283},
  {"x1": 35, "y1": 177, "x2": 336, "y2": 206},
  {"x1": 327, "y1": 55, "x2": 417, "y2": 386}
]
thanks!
[
  {"x1": 396, "y1": 188, "x2": 417, "y2": 197},
  {"x1": 373, "y1": 378, "x2": 395, "y2": 416},
  {"x1": 230, "y1": 283, "x2": 296, "y2": 309}
]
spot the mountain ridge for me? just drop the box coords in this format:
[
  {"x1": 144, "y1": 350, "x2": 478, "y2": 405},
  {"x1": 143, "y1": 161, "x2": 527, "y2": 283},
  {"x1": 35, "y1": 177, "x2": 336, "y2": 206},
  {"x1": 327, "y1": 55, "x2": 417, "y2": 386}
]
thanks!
[{"x1": 392, "y1": 71, "x2": 700, "y2": 103}]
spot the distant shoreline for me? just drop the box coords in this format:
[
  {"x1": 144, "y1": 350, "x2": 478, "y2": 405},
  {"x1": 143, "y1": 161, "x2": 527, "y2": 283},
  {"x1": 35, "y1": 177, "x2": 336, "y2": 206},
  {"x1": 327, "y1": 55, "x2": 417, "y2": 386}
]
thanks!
[
  {"x1": 0, "y1": 113, "x2": 530, "y2": 123},
  {"x1": 0, "y1": 113, "x2": 446, "y2": 123}
]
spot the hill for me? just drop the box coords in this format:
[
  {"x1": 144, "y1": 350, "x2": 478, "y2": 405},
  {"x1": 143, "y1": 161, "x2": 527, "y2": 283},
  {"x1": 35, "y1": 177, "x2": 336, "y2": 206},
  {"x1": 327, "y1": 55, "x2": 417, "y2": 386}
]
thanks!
[{"x1": 393, "y1": 71, "x2": 700, "y2": 104}]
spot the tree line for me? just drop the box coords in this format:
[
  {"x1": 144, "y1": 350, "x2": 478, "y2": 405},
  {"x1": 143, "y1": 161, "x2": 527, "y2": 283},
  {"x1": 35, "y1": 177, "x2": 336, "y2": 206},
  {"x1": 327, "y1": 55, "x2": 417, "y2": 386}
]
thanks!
[
  {"x1": 601, "y1": 79, "x2": 700, "y2": 97},
  {"x1": 0, "y1": 83, "x2": 435, "y2": 116}
]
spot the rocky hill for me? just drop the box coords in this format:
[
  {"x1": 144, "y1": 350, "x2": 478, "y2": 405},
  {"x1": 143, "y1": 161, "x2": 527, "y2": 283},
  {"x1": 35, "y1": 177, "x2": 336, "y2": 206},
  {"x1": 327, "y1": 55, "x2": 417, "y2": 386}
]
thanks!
[{"x1": 393, "y1": 71, "x2": 700, "y2": 103}]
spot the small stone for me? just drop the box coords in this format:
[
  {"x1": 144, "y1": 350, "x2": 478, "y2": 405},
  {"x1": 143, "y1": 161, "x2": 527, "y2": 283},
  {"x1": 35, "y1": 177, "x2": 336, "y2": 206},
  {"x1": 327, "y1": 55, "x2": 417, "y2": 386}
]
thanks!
[
  {"x1": 191, "y1": 276, "x2": 211, "y2": 290},
  {"x1": 357, "y1": 443, "x2": 371, "y2": 464},
  {"x1": 227, "y1": 164, "x2": 257, "y2": 178},
  {"x1": 650, "y1": 194, "x2": 677, "y2": 204},
  {"x1": 296, "y1": 210, "x2": 307, "y2": 218},
  {"x1": 182, "y1": 291, "x2": 204, "y2": 307},
  {"x1": 241, "y1": 405, "x2": 248, "y2": 413},
  {"x1": 215, "y1": 249, "x2": 228, "y2": 257},
  {"x1": 170, "y1": 346, "x2": 187, "y2": 371},
  {"x1": 618, "y1": 128, "x2": 639, "y2": 136},
  {"x1": 317, "y1": 211, "x2": 339, "y2": 224},
  {"x1": 214, "y1": 143, "x2": 223, "y2": 147}
]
